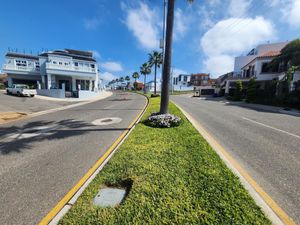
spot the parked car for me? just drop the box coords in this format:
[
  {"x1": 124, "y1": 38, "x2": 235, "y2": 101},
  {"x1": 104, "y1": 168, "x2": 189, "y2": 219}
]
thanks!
[{"x1": 6, "y1": 84, "x2": 37, "y2": 97}]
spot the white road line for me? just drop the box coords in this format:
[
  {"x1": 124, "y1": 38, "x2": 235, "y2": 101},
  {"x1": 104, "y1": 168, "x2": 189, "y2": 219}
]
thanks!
[{"x1": 242, "y1": 117, "x2": 300, "y2": 140}]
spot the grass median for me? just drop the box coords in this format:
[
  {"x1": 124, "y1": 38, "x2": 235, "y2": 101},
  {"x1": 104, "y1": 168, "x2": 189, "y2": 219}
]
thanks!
[{"x1": 59, "y1": 97, "x2": 271, "y2": 225}]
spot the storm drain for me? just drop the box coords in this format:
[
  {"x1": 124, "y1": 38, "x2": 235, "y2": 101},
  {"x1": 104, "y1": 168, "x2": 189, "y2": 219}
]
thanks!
[
  {"x1": 93, "y1": 188, "x2": 126, "y2": 208},
  {"x1": 92, "y1": 117, "x2": 122, "y2": 126}
]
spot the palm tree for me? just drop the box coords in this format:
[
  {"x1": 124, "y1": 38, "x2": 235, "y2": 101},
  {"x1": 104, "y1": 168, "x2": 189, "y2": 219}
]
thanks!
[
  {"x1": 148, "y1": 51, "x2": 163, "y2": 95},
  {"x1": 120, "y1": 77, "x2": 124, "y2": 83},
  {"x1": 140, "y1": 63, "x2": 151, "y2": 94},
  {"x1": 160, "y1": 0, "x2": 193, "y2": 114},
  {"x1": 132, "y1": 72, "x2": 140, "y2": 91},
  {"x1": 125, "y1": 75, "x2": 130, "y2": 83}
]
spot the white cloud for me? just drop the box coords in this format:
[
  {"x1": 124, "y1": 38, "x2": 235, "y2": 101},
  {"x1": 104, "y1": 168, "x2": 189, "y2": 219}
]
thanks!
[
  {"x1": 174, "y1": 8, "x2": 189, "y2": 40},
  {"x1": 228, "y1": 0, "x2": 252, "y2": 17},
  {"x1": 84, "y1": 18, "x2": 100, "y2": 30},
  {"x1": 100, "y1": 61, "x2": 123, "y2": 72},
  {"x1": 198, "y1": 6, "x2": 215, "y2": 30},
  {"x1": 101, "y1": 72, "x2": 117, "y2": 81},
  {"x1": 122, "y1": 2, "x2": 160, "y2": 49},
  {"x1": 200, "y1": 16, "x2": 276, "y2": 77},
  {"x1": 282, "y1": 0, "x2": 300, "y2": 28}
]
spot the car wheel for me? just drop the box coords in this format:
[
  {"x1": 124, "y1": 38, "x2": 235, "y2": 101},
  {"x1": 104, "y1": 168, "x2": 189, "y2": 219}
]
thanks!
[
  {"x1": 6, "y1": 90, "x2": 10, "y2": 95},
  {"x1": 17, "y1": 92, "x2": 21, "y2": 97},
  {"x1": 30, "y1": 95, "x2": 35, "y2": 97}
]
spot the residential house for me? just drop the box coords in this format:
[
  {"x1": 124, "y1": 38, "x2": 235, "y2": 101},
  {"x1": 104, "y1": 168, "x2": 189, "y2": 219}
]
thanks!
[
  {"x1": 145, "y1": 80, "x2": 161, "y2": 93},
  {"x1": 171, "y1": 73, "x2": 193, "y2": 91},
  {"x1": 223, "y1": 41, "x2": 290, "y2": 95},
  {"x1": 2, "y1": 49, "x2": 101, "y2": 98}
]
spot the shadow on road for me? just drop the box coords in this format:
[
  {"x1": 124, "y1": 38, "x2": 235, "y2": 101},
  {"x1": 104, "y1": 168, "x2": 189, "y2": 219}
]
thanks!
[{"x1": 0, "y1": 119, "x2": 129, "y2": 155}]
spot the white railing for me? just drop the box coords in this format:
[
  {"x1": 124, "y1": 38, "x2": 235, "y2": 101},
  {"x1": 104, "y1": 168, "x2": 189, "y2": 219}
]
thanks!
[
  {"x1": 46, "y1": 63, "x2": 96, "y2": 73},
  {"x1": 2, "y1": 64, "x2": 40, "y2": 72}
]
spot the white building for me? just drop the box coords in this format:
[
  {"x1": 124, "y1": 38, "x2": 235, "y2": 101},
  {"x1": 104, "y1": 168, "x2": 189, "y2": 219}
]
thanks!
[
  {"x1": 223, "y1": 41, "x2": 290, "y2": 94},
  {"x1": 145, "y1": 80, "x2": 161, "y2": 93},
  {"x1": 171, "y1": 74, "x2": 193, "y2": 91},
  {"x1": 2, "y1": 49, "x2": 101, "y2": 98},
  {"x1": 233, "y1": 41, "x2": 289, "y2": 77}
]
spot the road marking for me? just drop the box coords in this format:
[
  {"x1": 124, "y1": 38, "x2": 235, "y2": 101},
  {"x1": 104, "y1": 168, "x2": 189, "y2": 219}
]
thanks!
[
  {"x1": 39, "y1": 93, "x2": 149, "y2": 225},
  {"x1": 173, "y1": 102, "x2": 296, "y2": 225},
  {"x1": 242, "y1": 117, "x2": 300, "y2": 140}
]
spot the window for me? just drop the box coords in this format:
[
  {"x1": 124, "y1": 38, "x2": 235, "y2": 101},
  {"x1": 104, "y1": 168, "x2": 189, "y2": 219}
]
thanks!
[
  {"x1": 184, "y1": 76, "x2": 187, "y2": 82},
  {"x1": 76, "y1": 79, "x2": 91, "y2": 90},
  {"x1": 64, "y1": 62, "x2": 68, "y2": 66},
  {"x1": 16, "y1": 60, "x2": 27, "y2": 67},
  {"x1": 59, "y1": 62, "x2": 63, "y2": 65},
  {"x1": 53, "y1": 61, "x2": 57, "y2": 64},
  {"x1": 91, "y1": 64, "x2": 95, "y2": 68},
  {"x1": 74, "y1": 62, "x2": 78, "y2": 67}
]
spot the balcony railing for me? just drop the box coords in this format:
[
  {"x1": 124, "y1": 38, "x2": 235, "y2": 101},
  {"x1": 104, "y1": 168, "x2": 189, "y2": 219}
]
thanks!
[
  {"x1": 46, "y1": 63, "x2": 96, "y2": 73},
  {"x1": 2, "y1": 64, "x2": 40, "y2": 72}
]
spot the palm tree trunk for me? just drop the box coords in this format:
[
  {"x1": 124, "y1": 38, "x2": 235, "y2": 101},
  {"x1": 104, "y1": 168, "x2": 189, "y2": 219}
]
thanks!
[
  {"x1": 154, "y1": 62, "x2": 157, "y2": 95},
  {"x1": 160, "y1": 0, "x2": 175, "y2": 114},
  {"x1": 144, "y1": 75, "x2": 146, "y2": 94}
]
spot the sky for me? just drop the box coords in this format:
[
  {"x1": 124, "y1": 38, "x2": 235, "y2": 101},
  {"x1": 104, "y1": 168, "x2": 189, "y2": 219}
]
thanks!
[{"x1": 0, "y1": 0, "x2": 299, "y2": 81}]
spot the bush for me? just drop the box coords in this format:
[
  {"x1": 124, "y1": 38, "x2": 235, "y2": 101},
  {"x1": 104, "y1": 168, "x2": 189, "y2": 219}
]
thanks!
[
  {"x1": 234, "y1": 80, "x2": 243, "y2": 101},
  {"x1": 150, "y1": 94, "x2": 160, "y2": 98},
  {"x1": 246, "y1": 78, "x2": 256, "y2": 103},
  {"x1": 144, "y1": 112, "x2": 181, "y2": 128},
  {"x1": 0, "y1": 83, "x2": 5, "y2": 90}
]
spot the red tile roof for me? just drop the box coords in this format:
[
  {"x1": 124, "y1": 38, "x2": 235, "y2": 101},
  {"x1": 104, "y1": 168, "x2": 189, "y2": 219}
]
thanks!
[{"x1": 257, "y1": 51, "x2": 281, "y2": 58}]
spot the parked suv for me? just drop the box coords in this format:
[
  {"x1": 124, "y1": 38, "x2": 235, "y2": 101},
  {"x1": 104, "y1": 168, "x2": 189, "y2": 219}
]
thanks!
[{"x1": 6, "y1": 84, "x2": 37, "y2": 97}]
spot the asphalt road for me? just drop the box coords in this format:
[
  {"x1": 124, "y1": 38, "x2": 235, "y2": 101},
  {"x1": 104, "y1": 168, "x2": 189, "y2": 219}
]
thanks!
[
  {"x1": 0, "y1": 91, "x2": 76, "y2": 113},
  {"x1": 171, "y1": 95, "x2": 300, "y2": 225},
  {"x1": 0, "y1": 92, "x2": 146, "y2": 225}
]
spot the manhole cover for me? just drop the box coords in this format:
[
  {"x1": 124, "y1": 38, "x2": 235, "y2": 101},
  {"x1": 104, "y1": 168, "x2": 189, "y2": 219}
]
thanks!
[
  {"x1": 92, "y1": 117, "x2": 122, "y2": 125},
  {"x1": 93, "y1": 187, "x2": 126, "y2": 208}
]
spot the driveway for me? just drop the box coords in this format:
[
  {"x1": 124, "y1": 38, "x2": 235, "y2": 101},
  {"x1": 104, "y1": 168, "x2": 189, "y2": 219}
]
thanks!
[
  {"x1": 172, "y1": 95, "x2": 300, "y2": 225},
  {"x1": 0, "y1": 92, "x2": 146, "y2": 225},
  {"x1": 0, "y1": 91, "x2": 76, "y2": 113}
]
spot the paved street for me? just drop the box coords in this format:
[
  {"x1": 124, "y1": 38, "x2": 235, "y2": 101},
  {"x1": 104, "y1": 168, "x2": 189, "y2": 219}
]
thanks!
[
  {"x1": 0, "y1": 92, "x2": 146, "y2": 225},
  {"x1": 0, "y1": 91, "x2": 77, "y2": 113},
  {"x1": 172, "y1": 95, "x2": 300, "y2": 224}
]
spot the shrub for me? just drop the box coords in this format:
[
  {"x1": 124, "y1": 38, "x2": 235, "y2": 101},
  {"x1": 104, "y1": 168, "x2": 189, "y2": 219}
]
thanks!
[
  {"x1": 144, "y1": 112, "x2": 181, "y2": 128},
  {"x1": 234, "y1": 80, "x2": 243, "y2": 101},
  {"x1": 246, "y1": 78, "x2": 256, "y2": 103},
  {"x1": 150, "y1": 94, "x2": 160, "y2": 98}
]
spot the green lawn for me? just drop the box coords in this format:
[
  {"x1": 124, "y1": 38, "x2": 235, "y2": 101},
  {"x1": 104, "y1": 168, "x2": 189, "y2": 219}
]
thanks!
[{"x1": 59, "y1": 97, "x2": 271, "y2": 225}]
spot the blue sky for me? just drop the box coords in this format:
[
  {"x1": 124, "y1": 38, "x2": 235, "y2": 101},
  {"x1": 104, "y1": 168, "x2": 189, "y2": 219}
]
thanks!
[{"x1": 0, "y1": 0, "x2": 299, "y2": 81}]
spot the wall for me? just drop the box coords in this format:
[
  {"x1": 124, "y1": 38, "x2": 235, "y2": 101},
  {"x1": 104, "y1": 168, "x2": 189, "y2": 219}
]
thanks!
[
  {"x1": 78, "y1": 90, "x2": 99, "y2": 99},
  {"x1": 37, "y1": 89, "x2": 65, "y2": 98}
]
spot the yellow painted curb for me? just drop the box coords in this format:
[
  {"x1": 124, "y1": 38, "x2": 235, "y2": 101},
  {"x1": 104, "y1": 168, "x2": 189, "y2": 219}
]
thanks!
[
  {"x1": 173, "y1": 102, "x2": 296, "y2": 225},
  {"x1": 39, "y1": 93, "x2": 149, "y2": 225}
]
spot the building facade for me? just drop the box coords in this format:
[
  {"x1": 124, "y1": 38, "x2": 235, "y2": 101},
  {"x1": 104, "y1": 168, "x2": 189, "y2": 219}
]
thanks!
[{"x1": 2, "y1": 49, "x2": 101, "y2": 98}]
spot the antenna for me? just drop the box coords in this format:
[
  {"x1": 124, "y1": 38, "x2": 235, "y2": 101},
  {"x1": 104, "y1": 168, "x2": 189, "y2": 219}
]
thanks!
[{"x1": 8, "y1": 47, "x2": 10, "y2": 52}]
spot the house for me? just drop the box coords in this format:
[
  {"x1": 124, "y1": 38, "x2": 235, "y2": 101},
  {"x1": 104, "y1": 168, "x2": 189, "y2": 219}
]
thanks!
[
  {"x1": 2, "y1": 49, "x2": 101, "y2": 98},
  {"x1": 145, "y1": 80, "x2": 161, "y2": 93},
  {"x1": 223, "y1": 41, "x2": 290, "y2": 95},
  {"x1": 171, "y1": 73, "x2": 193, "y2": 91},
  {"x1": 190, "y1": 73, "x2": 211, "y2": 86}
]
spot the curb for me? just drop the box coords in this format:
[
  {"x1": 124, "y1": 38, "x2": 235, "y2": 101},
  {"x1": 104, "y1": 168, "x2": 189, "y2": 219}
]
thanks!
[
  {"x1": 172, "y1": 101, "x2": 296, "y2": 225},
  {"x1": 39, "y1": 93, "x2": 149, "y2": 225}
]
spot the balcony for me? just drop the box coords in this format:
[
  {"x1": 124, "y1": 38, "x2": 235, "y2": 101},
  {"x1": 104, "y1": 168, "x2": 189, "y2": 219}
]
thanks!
[
  {"x1": 46, "y1": 63, "x2": 96, "y2": 73},
  {"x1": 2, "y1": 64, "x2": 40, "y2": 75}
]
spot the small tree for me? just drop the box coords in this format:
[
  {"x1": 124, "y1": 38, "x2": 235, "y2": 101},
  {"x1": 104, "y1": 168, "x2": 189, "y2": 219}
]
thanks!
[
  {"x1": 140, "y1": 63, "x2": 151, "y2": 94},
  {"x1": 246, "y1": 77, "x2": 256, "y2": 103},
  {"x1": 148, "y1": 51, "x2": 162, "y2": 95},
  {"x1": 132, "y1": 72, "x2": 140, "y2": 91},
  {"x1": 234, "y1": 80, "x2": 243, "y2": 101}
]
